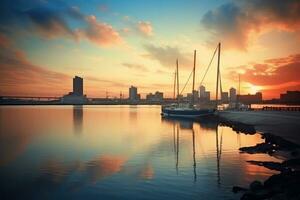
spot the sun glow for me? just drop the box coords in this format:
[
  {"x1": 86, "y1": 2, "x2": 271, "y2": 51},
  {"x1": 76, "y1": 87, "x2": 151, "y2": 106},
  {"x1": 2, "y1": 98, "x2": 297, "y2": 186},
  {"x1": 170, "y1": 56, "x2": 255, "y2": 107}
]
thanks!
[{"x1": 249, "y1": 84, "x2": 263, "y2": 94}]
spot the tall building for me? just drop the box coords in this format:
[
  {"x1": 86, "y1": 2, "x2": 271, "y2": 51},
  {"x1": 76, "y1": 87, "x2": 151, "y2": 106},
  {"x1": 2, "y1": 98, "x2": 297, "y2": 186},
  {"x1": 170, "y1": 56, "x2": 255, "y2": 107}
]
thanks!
[
  {"x1": 221, "y1": 92, "x2": 229, "y2": 103},
  {"x1": 199, "y1": 85, "x2": 210, "y2": 102},
  {"x1": 73, "y1": 76, "x2": 83, "y2": 96},
  {"x1": 229, "y1": 87, "x2": 237, "y2": 102},
  {"x1": 129, "y1": 86, "x2": 138, "y2": 101},
  {"x1": 61, "y1": 76, "x2": 87, "y2": 104},
  {"x1": 199, "y1": 85, "x2": 206, "y2": 99}
]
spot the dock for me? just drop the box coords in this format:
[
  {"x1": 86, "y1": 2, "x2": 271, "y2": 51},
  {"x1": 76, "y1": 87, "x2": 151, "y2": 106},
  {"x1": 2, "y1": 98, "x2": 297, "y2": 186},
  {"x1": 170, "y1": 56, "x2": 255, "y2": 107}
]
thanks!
[{"x1": 218, "y1": 110, "x2": 300, "y2": 145}]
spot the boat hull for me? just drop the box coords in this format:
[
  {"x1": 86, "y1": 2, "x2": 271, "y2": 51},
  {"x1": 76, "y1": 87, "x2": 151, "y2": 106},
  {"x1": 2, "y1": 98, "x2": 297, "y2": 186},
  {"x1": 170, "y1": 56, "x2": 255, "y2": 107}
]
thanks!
[{"x1": 161, "y1": 107, "x2": 215, "y2": 118}]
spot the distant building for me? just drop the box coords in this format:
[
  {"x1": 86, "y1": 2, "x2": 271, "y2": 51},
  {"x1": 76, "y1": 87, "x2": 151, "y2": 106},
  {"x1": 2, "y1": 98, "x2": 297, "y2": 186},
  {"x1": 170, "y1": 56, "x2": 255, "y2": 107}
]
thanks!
[
  {"x1": 187, "y1": 90, "x2": 199, "y2": 102},
  {"x1": 280, "y1": 91, "x2": 300, "y2": 104},
  {"x1": 205, "y1": 91, "x2": 210, "y2": 101},
  {"x1": 199, "y1": 85, "x2": 210, "y2": 102},
  {"x1": 146, "y1": 91, "x2": 163, "y2": 102},
  {"x1": 221, "y1": 92, "x2": 229, "y2": 103},
  {"x1": 229, "y1": 87, "x2": 237, "y2": 102},
  {"x1": 199, "y1": 85, "x2": 206, "y2": 99},
  {"x1": 61, "y1": 76, "x2": 87, "y2": 104},
  {"x1": 73, "y1": 76, "x2": 83, "y2": 96},
  {"x1": 129, "y1": 86, "x2": 139, "y2": 102},
  {"x1": 237, "y1": 92, "x2": 262, "y2": 104}
]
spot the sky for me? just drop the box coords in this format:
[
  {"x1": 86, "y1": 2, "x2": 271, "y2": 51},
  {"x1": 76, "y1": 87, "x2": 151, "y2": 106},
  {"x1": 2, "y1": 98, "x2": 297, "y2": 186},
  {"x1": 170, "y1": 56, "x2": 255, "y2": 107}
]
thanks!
[{"x1": 0, "y1": 0, "x2": 299, "y2": 99}]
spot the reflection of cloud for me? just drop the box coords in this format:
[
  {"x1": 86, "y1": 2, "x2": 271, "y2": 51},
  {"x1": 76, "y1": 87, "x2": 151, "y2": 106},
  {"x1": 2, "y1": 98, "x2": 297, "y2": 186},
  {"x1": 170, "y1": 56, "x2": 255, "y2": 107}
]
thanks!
[
  {"x1": 201, "y1": 0, "x2": 300, "y2": 50},
  {"x1": 0, "y1": 134, "x2": 30, "y2": 166},
  {"x1": 85, "y1": 155, "x2": 126, "y2": 183},
  {"x1": 139, "y1": 164, "x2": 154, "y2": 179}
]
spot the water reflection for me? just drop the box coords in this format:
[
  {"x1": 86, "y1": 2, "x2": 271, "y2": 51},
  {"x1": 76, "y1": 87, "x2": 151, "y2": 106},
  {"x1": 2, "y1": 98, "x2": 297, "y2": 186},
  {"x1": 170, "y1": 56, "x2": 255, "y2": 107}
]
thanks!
[
  {"x1": 168, "y1": 117, "x2": 221, "y2": 184},
  {"x1": 73, "y1": 105, "x2": 83, "y2": 135},
  {"x1": 0, "y1": 106, "x2": 281, "y2": 200}
]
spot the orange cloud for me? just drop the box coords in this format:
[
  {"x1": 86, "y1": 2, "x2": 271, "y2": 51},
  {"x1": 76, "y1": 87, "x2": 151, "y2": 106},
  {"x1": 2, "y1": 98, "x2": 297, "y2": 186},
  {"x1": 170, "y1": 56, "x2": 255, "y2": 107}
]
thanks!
[
  {"x1": 201, "y1": 0, "x2": 300, "y2": 50},
  {"x1": 227, "y1": 53, "x2": 300, "y2": 99},
  {"x1": 0, "y1": 34, "x2": 71, "y2": 96},
  {"x1": 137, "y1": 21, "x2": 153, "y2": 37},
  {"x1": 82, "y1": 15, "x2": 122, "y2": 46}
]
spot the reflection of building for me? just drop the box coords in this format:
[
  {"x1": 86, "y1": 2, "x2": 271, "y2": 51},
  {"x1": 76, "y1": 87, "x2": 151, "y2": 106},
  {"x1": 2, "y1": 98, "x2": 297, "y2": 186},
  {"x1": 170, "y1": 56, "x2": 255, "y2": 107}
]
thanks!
[
  {"x1": 61, "y1": 76, "x2": 87, "y2": 104},
  {"x1": 129, "y1": 86, "x2": 140, "y2": 102},
  {"x1": 146, "y1": 91, "x2": 163, "y2": 102},
  {"x1": 199, "y1": 85, "x2": 210, "y2": 102},
  {"x1": 280, "y1": 91, "x2": 300, "y2": 104},
  {"x1": 229, "y1": 87, "x2": 236, "y2": 102},
  {"x1": 221, "y1": 92, "x2": 228, "y2": 103},
  {"x1": 237, "y1": 92, "x2": 262, "y2": 104},
  {"x1": 73, "y1": 105, "x2": 83, "y2": 135}
]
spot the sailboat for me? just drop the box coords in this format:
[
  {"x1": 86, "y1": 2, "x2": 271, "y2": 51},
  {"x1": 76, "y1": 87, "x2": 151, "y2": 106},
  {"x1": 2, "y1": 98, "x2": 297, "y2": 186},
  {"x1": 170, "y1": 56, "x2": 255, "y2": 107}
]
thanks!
[{"x1": 161, "y1": 43, "x2": 222, "y2": 118}]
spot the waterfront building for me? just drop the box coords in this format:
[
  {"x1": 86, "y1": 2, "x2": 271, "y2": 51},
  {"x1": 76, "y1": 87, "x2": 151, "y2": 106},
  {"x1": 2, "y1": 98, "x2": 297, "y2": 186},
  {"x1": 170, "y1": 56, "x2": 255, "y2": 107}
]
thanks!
[
  {"x1": 61, "y1": 76, "x2": 87, "y2": 104},
  {"x1": 280, "y1": 91, "x2": 300, "y2": 104},
  {"x1": 73, "y1": 76, "x2": 83, "y2": 96},
  {"x1": 221, "y1": 92, "x2": 229, "y2": 103},
  {"x1": 237, "y1": 92, "x2": 262, "y2": 104},
  {"x1": 129, "y1": 86, "x2": 139, "y2": 102},
  {"x1": 146, "y1": 91, "x2": 163, "y2": 102},
  {"x1": 229, "y1": 87, "x2": 237, "y2": 102}
]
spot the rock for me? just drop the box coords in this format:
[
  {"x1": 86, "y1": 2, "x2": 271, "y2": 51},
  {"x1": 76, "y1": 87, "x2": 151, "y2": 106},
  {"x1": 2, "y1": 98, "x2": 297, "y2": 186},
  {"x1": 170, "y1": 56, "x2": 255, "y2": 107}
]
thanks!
[
  {"x1": 232, "y1": 186, "x2": 248, "y2": 193},
  {"x1": 250, "y1": 181, "x2": 263, "y2": 192},
  {"x1": 239, "y1": 143, "x2": 276, "y2": 154},
  {"x1": 247, "y1": 160, "x2": 285, "y2": 172}
]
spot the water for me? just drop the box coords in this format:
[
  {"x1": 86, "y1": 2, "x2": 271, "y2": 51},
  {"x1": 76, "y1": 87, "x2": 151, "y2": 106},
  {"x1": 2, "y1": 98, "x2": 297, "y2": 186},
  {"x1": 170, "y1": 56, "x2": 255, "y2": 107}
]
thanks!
[{"x1": 0, "y1": 105, "x2": 280, "y2": 200}]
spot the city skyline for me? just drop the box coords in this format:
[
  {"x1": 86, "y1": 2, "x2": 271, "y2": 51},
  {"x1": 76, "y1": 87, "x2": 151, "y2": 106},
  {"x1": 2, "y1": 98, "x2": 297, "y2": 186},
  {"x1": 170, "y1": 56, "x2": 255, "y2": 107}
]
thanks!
[{"x1": 0, "y1": 0, "x2": 299, "y2": 99}]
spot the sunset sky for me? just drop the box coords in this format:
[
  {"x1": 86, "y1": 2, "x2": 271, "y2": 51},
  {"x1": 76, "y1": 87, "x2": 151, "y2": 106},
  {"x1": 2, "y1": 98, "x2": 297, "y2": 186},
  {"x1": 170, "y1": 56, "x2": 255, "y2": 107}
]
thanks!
[{"x1": 0, "y1": 0, "x2": 299, "y2": 99}]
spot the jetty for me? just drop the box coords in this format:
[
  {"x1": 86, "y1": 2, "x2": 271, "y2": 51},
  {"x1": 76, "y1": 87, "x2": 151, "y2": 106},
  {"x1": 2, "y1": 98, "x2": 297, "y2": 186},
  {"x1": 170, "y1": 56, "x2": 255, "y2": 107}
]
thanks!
[{"x1": 218, "y1": 110, "x2": 300, "y2": 145}]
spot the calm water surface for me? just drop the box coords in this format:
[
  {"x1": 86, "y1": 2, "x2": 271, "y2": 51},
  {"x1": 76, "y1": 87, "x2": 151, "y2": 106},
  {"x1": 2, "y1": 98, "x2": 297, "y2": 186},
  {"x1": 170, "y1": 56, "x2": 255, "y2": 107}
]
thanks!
[{"x1": 0, "y1": 106, "x2": 280, "y2": 199}]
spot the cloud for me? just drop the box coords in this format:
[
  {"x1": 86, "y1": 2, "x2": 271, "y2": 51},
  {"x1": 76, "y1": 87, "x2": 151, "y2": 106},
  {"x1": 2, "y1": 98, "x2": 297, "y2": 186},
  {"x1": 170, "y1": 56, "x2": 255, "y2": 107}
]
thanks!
[
  {"x1": 0, "y1": 34, "x2": 70, "y2": 96},
  {"x1": 0, "y1": 0, "x2": 122, "y2": 47},
  {"x1": 81, "y1": 15, "x2": 122, "y2": 46},
  {"x1": 143, "y1": 44, "x2": 192, "y2": 69},
  {"x1": 201, "y1": 0, "x2": 300, "y2": 50},
  {"x1": 137, "y1": 21, "x2": 153, "y2": 37},
  {"x1": 227, "y1": 53, "x2": 300, "y2": 98},
  {"x1": 24, "y1": 5, "x2": 82, "y2": 40},
  {"x1": 122, "y1": 63, "x2": 149, "y2": 72}
]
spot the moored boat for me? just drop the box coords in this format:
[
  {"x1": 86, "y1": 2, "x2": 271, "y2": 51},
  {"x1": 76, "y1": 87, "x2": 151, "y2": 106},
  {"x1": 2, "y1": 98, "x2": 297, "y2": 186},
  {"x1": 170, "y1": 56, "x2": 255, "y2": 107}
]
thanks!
[{"x1": 161, "y1": 43, "x2": 222, "y2": 119}]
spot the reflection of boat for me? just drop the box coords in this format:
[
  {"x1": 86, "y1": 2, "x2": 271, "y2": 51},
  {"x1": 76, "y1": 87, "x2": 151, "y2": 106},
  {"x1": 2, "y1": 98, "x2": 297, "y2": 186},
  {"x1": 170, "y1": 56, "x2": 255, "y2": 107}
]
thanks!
[
  {"x1": 161, "y1": 44, "x2": 222, "y2": 119},
  {"x1": 172, "y1": 121, "x2": 197, "y2": 181}
]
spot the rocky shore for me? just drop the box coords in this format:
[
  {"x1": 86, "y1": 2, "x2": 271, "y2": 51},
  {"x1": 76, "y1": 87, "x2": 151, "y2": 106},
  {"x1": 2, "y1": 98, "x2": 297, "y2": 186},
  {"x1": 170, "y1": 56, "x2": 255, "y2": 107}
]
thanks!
[{"x1": 220, "y1": 119, "x2": 300, "y2": 200}]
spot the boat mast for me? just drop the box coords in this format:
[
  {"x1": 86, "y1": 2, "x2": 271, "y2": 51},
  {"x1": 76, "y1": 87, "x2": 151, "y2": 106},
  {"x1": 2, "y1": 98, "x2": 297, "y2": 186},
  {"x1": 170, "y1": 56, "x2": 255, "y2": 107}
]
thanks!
[
  {"x1": 176, "y1": 59, "x2": 180, "y2": 104},
  {"x1": 173, "y1": 69, "x2": 176, "y2": 100},
  {"x1": 192, "y1": 50, "x2": 196, "y2": 106},
  {"x1": 215, "y1": 43, "x2": 221, "y2": 109}
]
